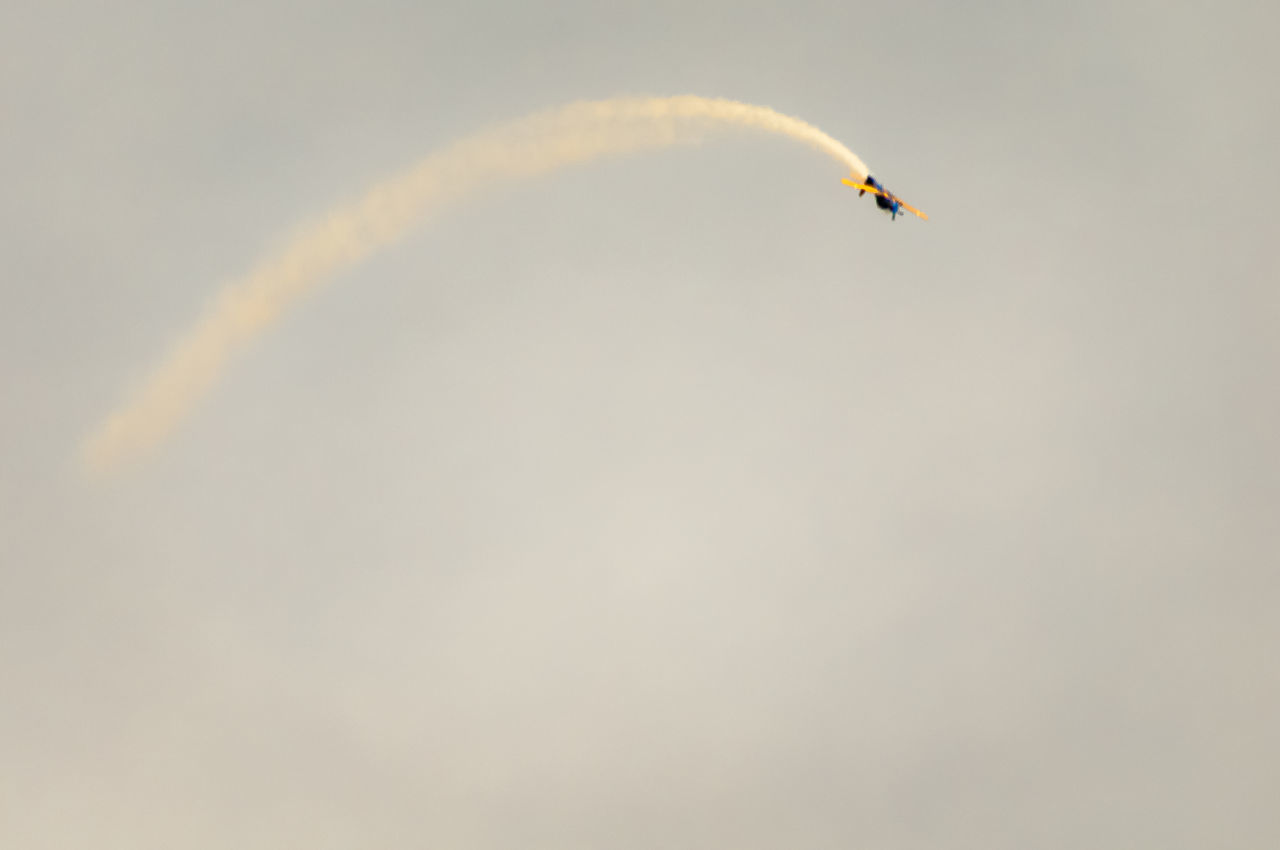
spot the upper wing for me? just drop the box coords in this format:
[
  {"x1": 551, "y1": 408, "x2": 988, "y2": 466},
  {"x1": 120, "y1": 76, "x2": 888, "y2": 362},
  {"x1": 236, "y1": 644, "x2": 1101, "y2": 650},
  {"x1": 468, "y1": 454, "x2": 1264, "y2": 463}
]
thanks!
[
  {"x1": 843, "y1": 178, "x2": 929, "y2": 219},
  {"x1": 841, "y1": 178, "x2": 887, "y2": 197}
]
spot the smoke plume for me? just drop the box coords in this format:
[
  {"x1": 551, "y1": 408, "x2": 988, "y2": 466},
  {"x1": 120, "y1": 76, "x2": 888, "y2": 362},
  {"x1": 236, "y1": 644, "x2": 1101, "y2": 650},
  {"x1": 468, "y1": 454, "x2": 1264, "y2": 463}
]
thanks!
[{"x1": 83, "y1": 96, "x2": 869, "y2": 472}]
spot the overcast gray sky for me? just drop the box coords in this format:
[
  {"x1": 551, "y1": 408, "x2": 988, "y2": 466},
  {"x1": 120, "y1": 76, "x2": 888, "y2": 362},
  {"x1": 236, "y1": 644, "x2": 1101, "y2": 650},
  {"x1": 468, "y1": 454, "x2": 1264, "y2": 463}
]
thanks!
[{"x1": 2, "y1": 1, "x2": 1277, "y2": 848}]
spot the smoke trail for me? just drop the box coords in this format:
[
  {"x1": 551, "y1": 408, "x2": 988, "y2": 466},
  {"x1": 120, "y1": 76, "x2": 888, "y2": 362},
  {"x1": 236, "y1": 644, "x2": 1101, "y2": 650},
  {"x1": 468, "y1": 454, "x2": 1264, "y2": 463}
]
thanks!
[{"x1": 83, "y1": 96, "x2": 869, "y2": 472}]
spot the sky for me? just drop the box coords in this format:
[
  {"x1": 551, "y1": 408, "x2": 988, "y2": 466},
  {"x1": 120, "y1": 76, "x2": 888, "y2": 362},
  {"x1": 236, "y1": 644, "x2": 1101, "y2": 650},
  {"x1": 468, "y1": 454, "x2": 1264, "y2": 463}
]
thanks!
[{"x1": 2, "y1": 1, "x2": 1277, "y2": 848}]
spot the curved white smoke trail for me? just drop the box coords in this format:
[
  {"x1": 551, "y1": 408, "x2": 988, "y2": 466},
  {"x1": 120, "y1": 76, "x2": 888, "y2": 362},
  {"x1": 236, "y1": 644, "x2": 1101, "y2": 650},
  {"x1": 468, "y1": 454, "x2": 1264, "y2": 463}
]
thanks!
[{"x1": 83, "y1": 96, "x2": 869, "y2": 472}]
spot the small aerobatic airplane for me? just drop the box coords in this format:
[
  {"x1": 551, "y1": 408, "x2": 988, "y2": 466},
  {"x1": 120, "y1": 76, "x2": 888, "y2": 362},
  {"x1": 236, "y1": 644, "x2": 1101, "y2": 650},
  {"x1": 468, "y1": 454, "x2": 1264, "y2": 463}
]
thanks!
[{"x1": 842, "y1": 175, "x2": 928, "y2": 221}]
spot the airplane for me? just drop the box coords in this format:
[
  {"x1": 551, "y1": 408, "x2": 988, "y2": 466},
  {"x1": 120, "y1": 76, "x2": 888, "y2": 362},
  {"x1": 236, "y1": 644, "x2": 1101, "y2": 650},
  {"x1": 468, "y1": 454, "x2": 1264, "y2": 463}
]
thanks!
[{"x1": 842, "y1": 175, "x2": 928, "y2": 221}]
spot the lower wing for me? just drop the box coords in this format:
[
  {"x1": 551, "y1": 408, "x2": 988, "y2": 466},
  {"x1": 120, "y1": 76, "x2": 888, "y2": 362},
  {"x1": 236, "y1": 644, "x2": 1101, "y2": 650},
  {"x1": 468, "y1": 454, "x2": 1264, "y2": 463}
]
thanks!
[{"x1": 897, "y1": 201, "x2": 929, "y2": 220}]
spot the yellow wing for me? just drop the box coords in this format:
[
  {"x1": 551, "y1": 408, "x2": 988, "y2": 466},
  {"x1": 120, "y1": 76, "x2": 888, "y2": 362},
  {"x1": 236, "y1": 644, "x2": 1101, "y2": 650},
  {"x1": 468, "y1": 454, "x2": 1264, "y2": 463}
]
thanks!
[
  {"x1": 843, "y1": 177, "x2": 929, "y2": 219},
  {"x1": 841, "y1": 178, "x2": 886, "y2": 197},
  {"x1": 897, "y1": 200, "x2": 929, "y2": 220}
]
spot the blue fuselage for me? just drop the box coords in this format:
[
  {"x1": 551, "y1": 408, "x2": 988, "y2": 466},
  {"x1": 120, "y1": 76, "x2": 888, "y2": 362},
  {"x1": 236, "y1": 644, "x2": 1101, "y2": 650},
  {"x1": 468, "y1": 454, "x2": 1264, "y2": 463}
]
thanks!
[{"x1": 865, "y1": 175, "x2": 900, "y2": 217}]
